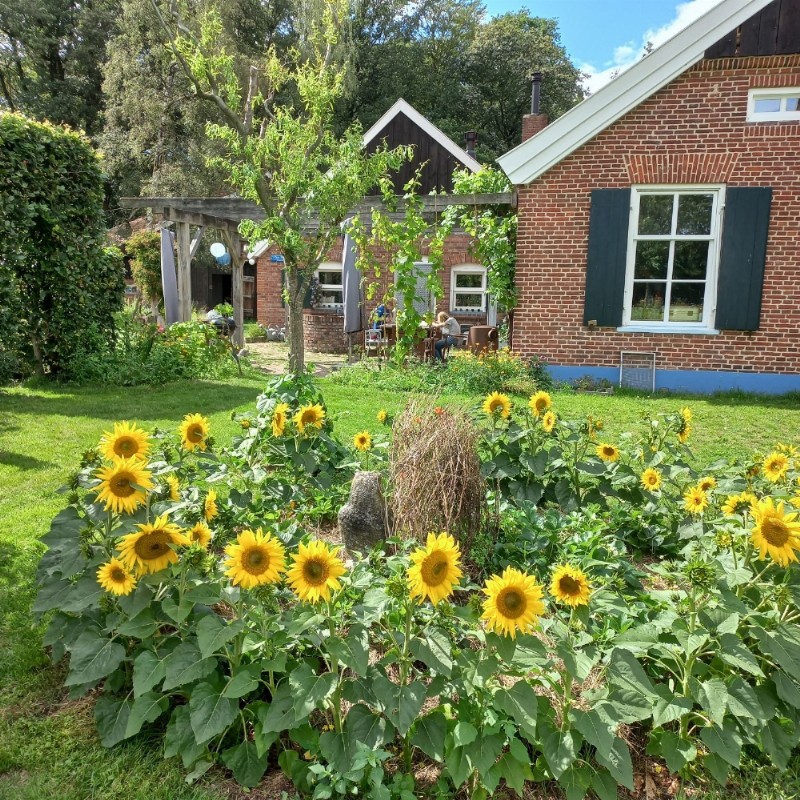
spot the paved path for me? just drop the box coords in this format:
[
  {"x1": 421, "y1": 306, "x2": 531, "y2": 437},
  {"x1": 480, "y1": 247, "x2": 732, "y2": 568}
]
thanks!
[{"x1": 245, "y1": 340, "x2": 349, "y2": 376}]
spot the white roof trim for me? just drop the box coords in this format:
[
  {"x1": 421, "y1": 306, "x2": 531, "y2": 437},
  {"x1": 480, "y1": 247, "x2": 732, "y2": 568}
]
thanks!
[
  {"x1": 363, "y1": 97, "x2": 482, "y2": 173},
  {"x1": 247, "y1": 239, "x2": 270, "y2": 259},
  {"x1": 497, "y1": 0, "x2": 774, "y2": 186}
]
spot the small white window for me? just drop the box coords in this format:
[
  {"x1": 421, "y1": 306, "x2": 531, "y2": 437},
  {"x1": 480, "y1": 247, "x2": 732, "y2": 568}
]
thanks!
[
  {"x1": 315, "y1": 262, "x2": 343, "y2": 307},
  {"x1": 622, "y1": 186, "x2": 723, "y2": 331},
  {"x1": 450, "y1": 264, "x2": 487, "y2": 312},
  {"x1": 747, "y1": 88, "x2": 800, "y2": 122}
]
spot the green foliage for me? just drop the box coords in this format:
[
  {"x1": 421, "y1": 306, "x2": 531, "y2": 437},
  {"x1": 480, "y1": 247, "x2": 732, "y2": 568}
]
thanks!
[
  {"x1": 155, "y1": 0, "x2": 410, "y2": 373},
  {"x1": 125, "y1": 230, "x2": 163, "y2": 305},
  {"x1": 64, "y1": 310, "x2": 250, "y2": 385},
  {"x1": 0, "y1": 0, "x2": 119, "y2": 135},
  {"x1": 441, "y1": 166, "x2": 517, "y2": 313},
  {"x1": 349, "y1": 171, "x2": 446, "y2": 363},
  {"x1": 0, "y1": 113, "x2": 125, "y2": 379}
]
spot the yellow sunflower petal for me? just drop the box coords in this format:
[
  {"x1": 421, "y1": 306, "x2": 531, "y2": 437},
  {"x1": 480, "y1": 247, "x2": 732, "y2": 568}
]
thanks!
[
  {"x1": 99, "y1": 421, "x2": 151, "y2": 462},
  {"x1": 95, "y1": 457, "x2": 154, "y2": 515},
  {"x1": 286, "y1": 540, "x2": 346, "y2": 603},
  {"x1": 481, "y1": 567, "x2": 545, "y2": 638},
  {"x1": 223, "y1": 528, "x2": 286, "y2": 588},
  {"x1": 407, "y1": 532, "x2": 463, "y2": 604},
  {"x1": 550, "y1": 564, "x2": 592, "y2": 607}
]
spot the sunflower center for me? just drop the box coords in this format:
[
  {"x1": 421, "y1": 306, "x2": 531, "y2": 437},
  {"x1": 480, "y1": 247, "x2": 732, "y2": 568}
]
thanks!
[
  {"x1": 535, "y1": 400, "x2": 547, "y2": 412},
  {"x1": 115, "y1": 437, "x2": 137, "y2": 456},
  {"x1": 111, "y1": 473, "x2": 136, "y2": 497},
  {"x1": 300, "y1": 411, "x2": 318, "y2": 426},
  {"x1": 188, "y1": 425, "x2": 204, "y2": 442},
  {"x1": 603, "y1": 447, "x2": 614, "y2": 457},
  {"x1": 761, "y1": 518, "x2": 789, "y2": 547},
  {"x1": 134, "y1": 530, "x2": 171, "y2": 561},
  {"x1": 110, "y1": 566, "x2": 127, "y2": 583},
  {"x1": 558, "y1": 576, "x2": 581, "y2": 596},
  {"x1": 243, "y1": 546, "x2": 271, "y2": 575},
  {"x1": 420, "y1": 553, "x2": 450, "y2": 587},
  {"x1": 303, "y1": 558, "x2": 329, "y2": 586},
  {"x1": 496, "y1": 587, "x2": 527, "y2": 619},
  {"x1": 489, "y1": 401, "x2": 503, "y2": 413}
]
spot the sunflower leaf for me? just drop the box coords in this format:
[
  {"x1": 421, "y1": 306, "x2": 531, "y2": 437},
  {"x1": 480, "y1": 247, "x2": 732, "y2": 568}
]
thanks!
[
  {"x1": 132, "y1": 649, "x2": 167, "y2": 697},
  {"x1": 196, "y1": 615, "x2": 245, "y2": 659},
  {"x1": 125, "y1": 691, "x2": 169, "y2": 738},
  {"x1": 410, "y1": 628, "x2": 452, "y2": 677},
  {"x1": 162, "y1": 641, "x2": 217, "y2": 690},
  {"x1": 65, "y1": 631, "x2": 127, "y2": 686},
  {"x1": 94, "y1": 695, "x2": 132, "y2": 748},
  {"x1": 410, "y1": 710, "x2": 446, "y2": 762},
  {"x1": 221, "y1": 741, "x2": 269, "y2": 788},
  {"x1": 189, "y1": 681, "x2": 239, "y2": 744},
  {"x1": 289, "y1": 662, "x2": 338, "y2": 719}
]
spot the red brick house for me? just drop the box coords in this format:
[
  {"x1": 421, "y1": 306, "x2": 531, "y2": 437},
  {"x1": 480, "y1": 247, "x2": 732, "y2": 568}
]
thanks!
[
  {"x1": 251, "y1": 99, "x2": 496, "y2": 353},
  {"x1": 498, "y1": 0, "x2": 800, "y2": 394}
]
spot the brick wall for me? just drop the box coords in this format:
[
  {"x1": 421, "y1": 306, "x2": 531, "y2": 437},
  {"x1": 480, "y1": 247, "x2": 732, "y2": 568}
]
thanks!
[
  {"x1": 255, "y1": 232, "x2": 492, "y2": 353},
  {"x1": 514, "y1": 55, "x2": 800, "y2": 376}
]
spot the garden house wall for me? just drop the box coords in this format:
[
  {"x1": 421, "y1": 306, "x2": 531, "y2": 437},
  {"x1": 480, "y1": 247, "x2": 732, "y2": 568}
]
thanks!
[{"x1": 512, "y1": 52, "x2": 800, "y2": 393}]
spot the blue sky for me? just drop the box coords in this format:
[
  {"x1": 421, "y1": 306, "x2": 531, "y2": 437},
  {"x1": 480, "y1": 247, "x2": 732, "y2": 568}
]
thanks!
[{"x1": 483, "y1": 0, "x2": 725, "y2": 91}]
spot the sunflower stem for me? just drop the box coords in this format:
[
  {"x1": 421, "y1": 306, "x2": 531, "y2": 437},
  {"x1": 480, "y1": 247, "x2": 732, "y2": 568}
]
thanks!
[{"x1": 326, "y1": 603, "x2": 344, "y2": 734}]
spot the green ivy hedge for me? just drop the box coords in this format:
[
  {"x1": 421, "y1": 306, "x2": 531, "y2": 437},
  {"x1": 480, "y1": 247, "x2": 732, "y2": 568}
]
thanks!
[{"x1": 0, "y1": 112, "x2": 124, "y2": 379}]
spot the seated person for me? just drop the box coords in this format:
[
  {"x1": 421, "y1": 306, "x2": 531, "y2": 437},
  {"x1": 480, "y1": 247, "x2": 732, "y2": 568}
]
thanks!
[{"x1": 432, "y1": 311, "x2": 460, "y2": 361}]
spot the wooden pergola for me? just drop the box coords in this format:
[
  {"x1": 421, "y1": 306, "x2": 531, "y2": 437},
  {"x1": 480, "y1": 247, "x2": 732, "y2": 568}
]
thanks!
[{"x1": 120, "y1": 193, "x2": 516, "y2": 348}]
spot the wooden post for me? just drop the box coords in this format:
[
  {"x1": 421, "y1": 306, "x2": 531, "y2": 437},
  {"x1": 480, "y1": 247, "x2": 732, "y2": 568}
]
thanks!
[
  {"x1": 224, "y1": 231, "x2": 245, "y2": 349},
  {"x1": 175, "y1": 219, "x2": 192, "y2": 321}
]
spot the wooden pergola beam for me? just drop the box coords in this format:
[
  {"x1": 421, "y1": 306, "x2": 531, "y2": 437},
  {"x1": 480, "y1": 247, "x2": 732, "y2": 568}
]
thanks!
[{"x1": 121, "y1": 191, "x2": 516, "y2": 225}]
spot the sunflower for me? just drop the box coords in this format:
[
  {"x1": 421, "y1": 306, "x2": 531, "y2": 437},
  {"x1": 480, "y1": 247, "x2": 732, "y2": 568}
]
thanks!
[
  {"x1": 188, "y1": 521, "x2": 213, "y2": 548},
  {"x1": 680, "y1": 407, "x2": 693, "y2": 423},
  {"x1": 750, "y1": 498, "x2": 800, "y2": 567},
  {"x1": 528, "y1": 391, "x2": 552, "y2": 418},
  {"x1": 677, "y1": 422, "x2": 692, "y2": 444},
  {"x1": 683, "y1": 486, "x2": 709, "y2": 515},
  {"x1": 550, "y1": 564, "x2": 592, "y2": 608},
  {"x1": 294, "y1": 404, "x2": 326, "y2": 435},
  {"x1": 407, "y1": 532, "x2": 463, "y2": 604},
  {"x1": 640, "y1": 468, "x2": 662, "y2": 492},
  {"x1": 95, "y1": 457, "x2": 154, "y2": 515},
  {"x1": 286, "y1": 540, "x2": 346, "y2": 603},
  {"x1": 118, "y1": 514, "x2": 188, "y2": 575},
  {"x1": 762, "y1": 452, "x2": 789, "y2": 482},
  {"x1": 353, "y1": 430, "x2": 372, "y2": 451},
  {"x1": 96, "y1": 557, "x2": 137, "y2": 596},
  {"x1": 224, "y1": 528, "x2": 286, "y2": 588},
  {"x1": 596, "y1": 443, "x2": 620, "y2": 463},
  {"x1": 99, "y1": 421, "x2": 150, "y2": 462},
  {"x1": 166, "y1": 475, "x2": 180, "y2": 502},
  {"x1": 180, "y1": 413, "x2": 210, "y2": 452},
  {"x1": 204, "y1": 489, "x2": 218, "y2": 522},
  {"x1": 240, "y1": 419, "x2": 251, "y2": 429},
  {"x1": 481, "y1": 567, "x2": 545, "y2": 639},
  {"x1": 482, "y1": 391, "x2": 512, "y2": 420},
  {"x1": 272, "y1": 402, "x2": 289, "y2": 437},
  {"x1": 697, "y1": 476, "x2": 717, "y2": 492},
  {"x1": 542, "y1": 410, "x2": 556, "y2": 433},
  {"x1": 721, "y1": 491, "x2": 758, "y2": 516},
  {"x1": 377, "y1": 409, "x2": 388, "y2": 424}
]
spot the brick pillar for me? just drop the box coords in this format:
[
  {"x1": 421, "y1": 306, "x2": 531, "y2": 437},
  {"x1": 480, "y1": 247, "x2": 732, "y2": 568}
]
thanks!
[{"x1": 521, "y1": 113, "x2": 549, "y2": 142}]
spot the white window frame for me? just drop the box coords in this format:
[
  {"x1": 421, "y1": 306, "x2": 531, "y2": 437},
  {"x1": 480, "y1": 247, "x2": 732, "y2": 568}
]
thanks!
[
  {"x1": 450, "y1": 264, "x2": 487, "y2": 313},
  {"x1": 315, "y1": 261, "x2": 343, "y2": 308},
  {"x1": 747, "y1": 88, "x2": 800, "y2": 122},
  {"x1": 619, "y1": 185, "x2": 724, "y2": 334}
]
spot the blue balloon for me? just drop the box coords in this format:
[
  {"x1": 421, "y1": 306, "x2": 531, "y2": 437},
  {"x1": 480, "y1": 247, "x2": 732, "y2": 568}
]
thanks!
[{"x1": 216, "y1": 253, "x2": 232, "y2": 266}]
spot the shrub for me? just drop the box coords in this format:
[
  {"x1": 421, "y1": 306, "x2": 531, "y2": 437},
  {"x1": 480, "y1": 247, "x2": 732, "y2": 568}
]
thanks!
[
  {"x1": 64, "y1": 309, "x2": 251, "y2": 385},
  {"x1": 0, "y1": 113, "x2": 124, "y2": 377},
  {"x1": 125, "y1": 230, "x2": 163, "y2": 307}
]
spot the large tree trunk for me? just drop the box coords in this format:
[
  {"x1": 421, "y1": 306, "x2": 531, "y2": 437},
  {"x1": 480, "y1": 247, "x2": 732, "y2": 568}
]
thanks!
[{"x1": 287, "y1": 267, "x2": 307, "y2": 374}]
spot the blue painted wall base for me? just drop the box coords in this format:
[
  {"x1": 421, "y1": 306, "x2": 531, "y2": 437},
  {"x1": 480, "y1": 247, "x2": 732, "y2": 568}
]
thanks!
[{"x1": 547, "y1": 365, "x2": 800, "y2": 396}]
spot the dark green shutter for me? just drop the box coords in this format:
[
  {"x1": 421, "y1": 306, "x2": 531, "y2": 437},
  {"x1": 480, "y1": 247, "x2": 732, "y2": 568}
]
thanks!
[
  {"x1": 715, "y1": 187, "x2": 771, "y2": 331},
  {"x1": 583, "y1": 189, "x2": 631, "y2": 326}
]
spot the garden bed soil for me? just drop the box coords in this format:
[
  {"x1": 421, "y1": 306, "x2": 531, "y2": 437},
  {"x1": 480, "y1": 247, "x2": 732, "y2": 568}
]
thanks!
[{"x1": 246, "y1": 341, "x2": 348, "y2": 376}]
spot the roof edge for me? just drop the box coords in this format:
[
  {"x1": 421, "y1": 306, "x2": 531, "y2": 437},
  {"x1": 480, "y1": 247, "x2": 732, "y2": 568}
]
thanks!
[
  {"x1": 497, "y1": 0, "x2": 774, "y2": 186},
  {"x1": 362, "y1": 97, "x2": 482, "y2": 173}
]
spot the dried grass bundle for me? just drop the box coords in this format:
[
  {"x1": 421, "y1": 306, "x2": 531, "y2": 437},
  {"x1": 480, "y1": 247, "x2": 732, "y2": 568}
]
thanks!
[{"x1": 389, "y1": 397, "x2": 485, "y2": 558}]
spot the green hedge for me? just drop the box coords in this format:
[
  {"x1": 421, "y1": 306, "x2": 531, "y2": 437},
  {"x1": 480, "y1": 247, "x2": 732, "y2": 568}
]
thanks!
[{"x1": 0, "y1": 112, "x2": 124, "y2": 379}]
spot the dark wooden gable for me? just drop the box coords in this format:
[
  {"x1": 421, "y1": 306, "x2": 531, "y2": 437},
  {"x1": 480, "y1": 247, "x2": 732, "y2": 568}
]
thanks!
[
  {"x1": 705, "y1": 0, "x2": 800, "y2": 58},
  {"x1": 365, "y1": 110, "x2": 469, "y2": 194}
]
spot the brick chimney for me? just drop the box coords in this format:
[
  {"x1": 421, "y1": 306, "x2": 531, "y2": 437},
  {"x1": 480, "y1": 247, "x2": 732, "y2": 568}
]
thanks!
[{"x1": 522, "y1": 72, "x2": 548, "y2": 142}]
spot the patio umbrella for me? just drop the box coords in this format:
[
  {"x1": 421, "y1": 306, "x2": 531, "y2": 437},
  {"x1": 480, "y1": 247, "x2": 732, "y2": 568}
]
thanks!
[
  {"x1": 161, "y1": 227, "x2": 180, "y2": 325},
  {"x1": 342, "y1": 228, "x2": 361, "y2": 336}
]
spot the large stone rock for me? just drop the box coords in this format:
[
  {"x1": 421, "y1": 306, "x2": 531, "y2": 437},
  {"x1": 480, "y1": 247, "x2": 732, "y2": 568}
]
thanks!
[{"x1": 338, "y1": 471, "x2": 389, "y2": 554}]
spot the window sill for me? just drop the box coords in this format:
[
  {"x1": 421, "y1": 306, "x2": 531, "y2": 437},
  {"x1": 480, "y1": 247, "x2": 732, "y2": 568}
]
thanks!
[{"x1": 616, "y1": 325, "x2": 720, "y2": 335}]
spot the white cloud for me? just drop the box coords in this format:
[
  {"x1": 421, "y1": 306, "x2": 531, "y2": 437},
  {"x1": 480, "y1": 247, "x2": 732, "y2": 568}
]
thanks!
[{"x1": 579, "y1": 0, "x2": 725, "y2": 94}]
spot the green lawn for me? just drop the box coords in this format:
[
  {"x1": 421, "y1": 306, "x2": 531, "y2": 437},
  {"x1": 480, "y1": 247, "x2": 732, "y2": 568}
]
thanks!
[{"x1": 1, "y1": 376, "x2": 799, "y2": 798}]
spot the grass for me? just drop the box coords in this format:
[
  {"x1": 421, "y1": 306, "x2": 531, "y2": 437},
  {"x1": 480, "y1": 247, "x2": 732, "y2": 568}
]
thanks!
[{"x1": 1, "y1": 374, "x2": 799, "y2": 798}]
